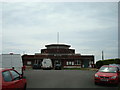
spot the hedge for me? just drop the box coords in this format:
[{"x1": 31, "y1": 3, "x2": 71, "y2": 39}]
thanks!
[{"x1": 95, "y1": 58, "x2": 120, "y2": 69}]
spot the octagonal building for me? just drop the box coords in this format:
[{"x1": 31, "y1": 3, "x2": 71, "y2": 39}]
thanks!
[{"x1": 22, "y1": 44, "x2": 94, "y2": 69}]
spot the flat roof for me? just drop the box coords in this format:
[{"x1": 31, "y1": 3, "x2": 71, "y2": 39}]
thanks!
[{"x1": 45, "y1": 44, "x2": 71, "y2": 47}]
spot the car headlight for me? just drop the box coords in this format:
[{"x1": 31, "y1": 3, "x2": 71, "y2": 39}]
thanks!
[
  {"x1": 111, "y1": 76, "x2": 117, "y2": 79},
  {"x1": 95, "y1": 74, "x2": 99, "y2": 77}
]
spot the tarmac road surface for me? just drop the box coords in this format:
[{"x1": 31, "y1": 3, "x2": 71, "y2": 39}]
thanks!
[{"x1": 24, "y1": 70, "x2": 119, "y2": 89}]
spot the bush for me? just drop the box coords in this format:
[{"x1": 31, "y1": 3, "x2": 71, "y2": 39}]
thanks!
[
  {"x1": 96, "y1": 58, "x2": 120, "y2": 68},
  {"x1": 115, "y1": 58, "x2": 120, "y2": 64},
  {"x1": 96, "y1": 61, "x2": 103, "y2": 69}
]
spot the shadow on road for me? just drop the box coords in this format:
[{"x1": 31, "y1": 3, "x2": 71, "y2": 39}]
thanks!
[{"x1": 95, "y1": 83, "x2": 120, "y2": 87}]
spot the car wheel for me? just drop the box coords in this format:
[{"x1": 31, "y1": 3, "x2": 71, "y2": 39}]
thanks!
[
  {"x1": 94, "y1": 82, "x2": 98, "y2": 85},
  {"x1": 114, "y1": 83, "x2": 118, "y2": 87}
]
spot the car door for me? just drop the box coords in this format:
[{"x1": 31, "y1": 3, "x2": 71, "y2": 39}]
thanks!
[
  {"x1": 2, "y1": 70, "x2": 15, "y2": 89},
  {"x1": 117, "y1": 67, "x2": 120, "y2": 81},
  {"x1": 9, "y1": 70, "x2": 24, "y2": 89},
  {"x1": 118, "y1": 71, "x2": 120, "y2": 81}
]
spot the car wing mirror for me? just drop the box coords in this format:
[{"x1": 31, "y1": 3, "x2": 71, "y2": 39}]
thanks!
[
  {"x1": 20, "y1": 74, "x2": 26, "y2": 79},
  {"x1": 22, "y1": 76, "x2": 26, "y2": 79},
  {"x1": 22, "y1": 75, "x2": 26, "y2": 79}
]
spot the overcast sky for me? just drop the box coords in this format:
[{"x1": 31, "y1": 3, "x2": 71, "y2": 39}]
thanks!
[{"x1": 1, "y1": 2, "x2": 118, "y2": 62}]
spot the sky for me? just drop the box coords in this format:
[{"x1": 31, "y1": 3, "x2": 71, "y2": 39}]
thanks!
[{"x1": 1, "y1": 1, "x2": 118, "y2": 62}]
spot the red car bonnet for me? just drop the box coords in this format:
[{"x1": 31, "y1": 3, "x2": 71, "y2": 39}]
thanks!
[{"x1": 96, "y1": 72, "x2": 117, "y2": 77}]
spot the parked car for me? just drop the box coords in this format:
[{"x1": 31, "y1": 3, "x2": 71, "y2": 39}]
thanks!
[
  {"x1": 32, "y1": 64, "x2": 41, "y2": 69},
  {"x1": 1, "y1": 68, "x2": 27, "y2": 90},
  {"x1": 94, "y1": 65, "x2": 120, "y2": 85},
  {"x1": 55, "y1": 64, "x2": 61, "y2": 70}
]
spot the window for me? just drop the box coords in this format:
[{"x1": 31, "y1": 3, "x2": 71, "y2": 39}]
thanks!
[
  {"x1": 66, "y1": 61, "x2": 74, "y2": 65},
  {"x1": 27, "y1": 61, "x2": 31, "y2": 65},
  {"x1": 68, "y1": 61, "x2": 72, "y2": 65},
  {"x1": 77, "y1": 60, "x2": 81, "y2": 65},
  {"x1": 74, "y1": 60, "x2": 77, "y2": 65},
  {"x1": 66, "y1": 61, "x2": 69, "y2": 65},
  {"x1": 10, "y1": 70, "x2": 20, "y2": 80},
  {"x1": 74, "y1": 60, "x2": 81, "y2": 65},
  {"x1": 72, "y1": 62, "x2": 74, "y2": 65},
  {"x1": 34, "y1": 60, "x2": 40, "y2": 64},
  {"x1": 89, "y1": 61, "x2": 91, "y2": 65},
  {"x1": 2, "y1": 71, "x2": 12, "y2": 82}
]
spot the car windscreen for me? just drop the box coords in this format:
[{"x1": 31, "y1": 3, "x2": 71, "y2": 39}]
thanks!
[
  {"x1": 109, "y1": 64, "x2": 120, "y2": 71},
  {"x1": 98, "y1": 66, "x2": 117, "y2": 73},
  {"x1": 56, "y1": 64, "x2": 61, "y2": 66}
]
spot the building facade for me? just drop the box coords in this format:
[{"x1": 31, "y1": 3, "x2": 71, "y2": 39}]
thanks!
[{"x1": 22, "y1": 44, "x2": 95, "y2": 68}]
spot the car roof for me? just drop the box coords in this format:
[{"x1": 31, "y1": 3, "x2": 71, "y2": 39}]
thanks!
[
  {"x1": 0, "y1": 68, "x2": 13, "y2": 72},
  {"x1": 0, "y1": 68, "x2": 3, "y2": 71}
]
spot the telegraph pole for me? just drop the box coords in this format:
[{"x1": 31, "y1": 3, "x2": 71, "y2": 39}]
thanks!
[{"x1": 102, "y1": 51, "x2": 104, "y2": 60}]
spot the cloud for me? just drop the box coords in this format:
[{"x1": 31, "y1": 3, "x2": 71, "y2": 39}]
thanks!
[
  {"x1": 0, "y1": 3, "x2": 2, "y2": 54},
  {"x1": 2, "y1": 2, "x2": 118, "y2": 61}
]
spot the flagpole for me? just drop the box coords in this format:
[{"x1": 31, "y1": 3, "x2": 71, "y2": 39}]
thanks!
[{"x1": 57, "y1": 32, "x2": 59, "y2": 44}]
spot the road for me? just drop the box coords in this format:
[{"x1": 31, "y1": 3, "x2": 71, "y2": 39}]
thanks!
[{"x1": 24, "y1": 70, "x2": 119, "y2": 89}]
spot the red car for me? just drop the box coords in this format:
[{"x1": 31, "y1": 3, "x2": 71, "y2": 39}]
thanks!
[
  {"x1": 0, "y1": 68, "x2": 27, "y2": 90},
  {"x1": 94, "y1": 65, "x2": 120, "y2": 85}
]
